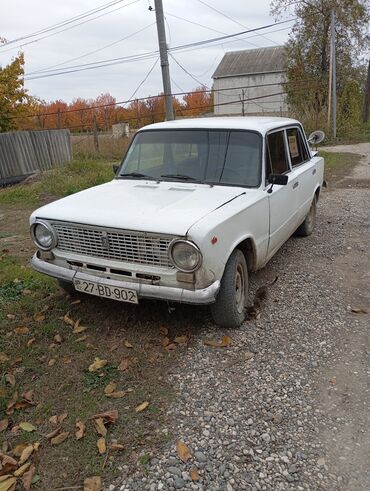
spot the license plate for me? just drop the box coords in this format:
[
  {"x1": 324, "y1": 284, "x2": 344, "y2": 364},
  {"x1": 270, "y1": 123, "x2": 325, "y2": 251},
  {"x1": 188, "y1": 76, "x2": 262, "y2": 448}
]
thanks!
[{"x1": 73, "y1": 278, "x2": 138, "y2": 304}]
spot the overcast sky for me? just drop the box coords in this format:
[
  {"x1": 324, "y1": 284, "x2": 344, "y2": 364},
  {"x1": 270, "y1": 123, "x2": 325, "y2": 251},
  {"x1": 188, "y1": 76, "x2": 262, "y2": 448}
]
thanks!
[{"x1": 1, "y1": 0, "x2": 292, "y2": 103}]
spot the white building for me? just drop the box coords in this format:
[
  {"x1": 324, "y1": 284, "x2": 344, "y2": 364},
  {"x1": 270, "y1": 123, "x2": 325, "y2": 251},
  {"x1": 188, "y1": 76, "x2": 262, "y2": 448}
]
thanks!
[{"x1": 212, "y1": 46, "x2": 288, "y2": 116}]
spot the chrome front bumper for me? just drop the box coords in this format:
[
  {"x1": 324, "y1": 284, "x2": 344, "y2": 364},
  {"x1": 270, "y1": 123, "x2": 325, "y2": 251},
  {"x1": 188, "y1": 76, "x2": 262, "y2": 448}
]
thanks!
[{"x1": 31, "y1": 254, "x2": 220, "y2": 305}]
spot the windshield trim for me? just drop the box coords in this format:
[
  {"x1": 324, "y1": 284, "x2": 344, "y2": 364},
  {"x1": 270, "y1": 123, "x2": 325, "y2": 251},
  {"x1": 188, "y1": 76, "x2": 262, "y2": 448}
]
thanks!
[{"x1": 116, "y1": 128, "x2": 263, "y2": 188}]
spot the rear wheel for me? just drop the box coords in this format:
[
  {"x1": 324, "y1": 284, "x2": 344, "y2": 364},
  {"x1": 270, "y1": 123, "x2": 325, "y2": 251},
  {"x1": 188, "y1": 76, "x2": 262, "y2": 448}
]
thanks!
[
  {"x1": 210, "y1": 249, "x2": 248, "y2": 328},
  {"x1": 296, "y1": 196, "x2": 317, "y2": 237}
]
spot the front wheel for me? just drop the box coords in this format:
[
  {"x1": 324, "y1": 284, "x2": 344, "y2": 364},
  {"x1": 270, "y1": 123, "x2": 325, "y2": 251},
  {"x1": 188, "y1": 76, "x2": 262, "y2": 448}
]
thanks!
[
  {"x1": 210, "y1": 249, "x2": 248, "y2": 328},
  {"x1": 295, "y1": 196, "x2": 317, "y2": 237}
]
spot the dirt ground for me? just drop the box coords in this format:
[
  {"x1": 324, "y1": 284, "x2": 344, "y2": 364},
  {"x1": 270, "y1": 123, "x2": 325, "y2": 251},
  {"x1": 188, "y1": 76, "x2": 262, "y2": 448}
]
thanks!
[{"x1": 0, "y1": 145, "x2": 369, "y2": 490}]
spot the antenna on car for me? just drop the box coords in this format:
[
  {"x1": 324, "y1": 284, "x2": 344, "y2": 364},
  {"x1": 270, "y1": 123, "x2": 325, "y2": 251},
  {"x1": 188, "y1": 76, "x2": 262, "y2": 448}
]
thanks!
[{"x1": 307, "y1": 130, "x2": 325, "y2": 151}]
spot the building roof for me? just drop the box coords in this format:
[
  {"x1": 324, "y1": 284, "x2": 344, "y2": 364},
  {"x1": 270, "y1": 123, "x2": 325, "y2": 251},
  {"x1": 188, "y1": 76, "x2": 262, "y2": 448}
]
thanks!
[
  {"x1": 212, "y1": 46, "x2": 286, "y2": 79},
  {"x1": 139, "y1": 116, "x2": 300, "y2": 136}
]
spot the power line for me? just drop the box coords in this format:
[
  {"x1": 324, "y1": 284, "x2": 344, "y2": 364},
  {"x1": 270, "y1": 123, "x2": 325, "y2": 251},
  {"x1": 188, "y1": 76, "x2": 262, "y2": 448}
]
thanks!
[
  {"x1": 0, "y1": 0, "x2": 141, "y2": 53},
  {"x1": 28, "y1": 23, "x2": 156, "y2": 75},
  {"x1": 126, "y1": 57, "x2": 160, "y2": 101},
  {"x1": 169, "y1": 53, "x2": 209, "y2": 88},
  {"x1": 195, "y1": 0, "x2": 280, "y2": 46},
  {"x1": 24, "y1": 18, "x2": 295, "y2": 81}
]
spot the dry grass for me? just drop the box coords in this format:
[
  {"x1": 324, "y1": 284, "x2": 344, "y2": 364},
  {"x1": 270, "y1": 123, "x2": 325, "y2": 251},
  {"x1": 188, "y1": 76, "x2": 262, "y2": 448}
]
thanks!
[{"x1": 72, "y1": 133, "x2": 132, "y2": 161}]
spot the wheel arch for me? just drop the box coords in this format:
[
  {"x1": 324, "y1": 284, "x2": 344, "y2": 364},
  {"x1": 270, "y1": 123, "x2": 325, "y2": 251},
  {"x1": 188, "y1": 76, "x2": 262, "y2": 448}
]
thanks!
[{"x1": 232, "y1": 236, "x2": 257, "y2": 272}]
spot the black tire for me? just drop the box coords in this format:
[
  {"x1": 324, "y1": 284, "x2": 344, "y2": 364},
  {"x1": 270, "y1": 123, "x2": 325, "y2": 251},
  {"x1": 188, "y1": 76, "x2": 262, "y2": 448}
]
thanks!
[
  {"x1": 210, "y1": 249, "x2": 248, "y2": 328},
  {"x1": 58, "y1": 279, "x2": 76, "y2": 295},
  {"x1": 295, "y1": 196, "x2": 317, "y2": 237}
]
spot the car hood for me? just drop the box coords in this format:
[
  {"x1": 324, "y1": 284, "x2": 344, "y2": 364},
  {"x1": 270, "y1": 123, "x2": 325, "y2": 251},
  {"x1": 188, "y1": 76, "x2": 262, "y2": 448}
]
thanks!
[{"x1": 30, "y1": 179, "x2": 247, "y2": 236}]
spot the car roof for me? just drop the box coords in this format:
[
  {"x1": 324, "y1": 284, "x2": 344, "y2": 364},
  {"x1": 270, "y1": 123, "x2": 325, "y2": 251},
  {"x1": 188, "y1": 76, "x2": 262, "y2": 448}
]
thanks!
[{"x1": 137, "y1": 116, "x2": 302, "y2": 135}]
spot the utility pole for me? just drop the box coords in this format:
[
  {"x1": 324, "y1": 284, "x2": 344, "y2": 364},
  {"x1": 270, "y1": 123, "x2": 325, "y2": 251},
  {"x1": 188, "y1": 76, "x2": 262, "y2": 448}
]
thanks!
[
  {"x1": 154, "y1": 0, "x2": 174, "y2": 121},
  {"x1": 331, "y1": 10, "x2": 337, "y2": 138},
  {"x1": 239, "y1": 88, "x2": 246, "y2": 116}
]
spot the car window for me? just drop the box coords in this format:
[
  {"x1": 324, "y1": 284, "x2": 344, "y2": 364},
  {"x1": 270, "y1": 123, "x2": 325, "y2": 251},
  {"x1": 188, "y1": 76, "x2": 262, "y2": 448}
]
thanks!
[
  {"x1": 120, "y1": 129, "x2": 262, "y2": 187},
  {"x1": 266, "y1": 131, "x2": 289, "y2": 175},
  {"x1": 286, "y1": 127, "x2": 309, "y2": 166}
]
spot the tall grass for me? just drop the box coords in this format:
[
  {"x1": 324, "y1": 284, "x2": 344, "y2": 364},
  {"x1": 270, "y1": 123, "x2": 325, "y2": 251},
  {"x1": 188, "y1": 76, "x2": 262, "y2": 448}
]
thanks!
[{"x1": 72, "y1": 133, "x2": 131, "y2": 161}]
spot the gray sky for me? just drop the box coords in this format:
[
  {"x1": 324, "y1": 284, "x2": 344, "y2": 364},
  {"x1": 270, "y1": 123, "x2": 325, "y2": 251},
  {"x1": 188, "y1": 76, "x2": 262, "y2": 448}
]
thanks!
[{"x1": 1, "y1": 0, "x2": 292, "y2": 103}]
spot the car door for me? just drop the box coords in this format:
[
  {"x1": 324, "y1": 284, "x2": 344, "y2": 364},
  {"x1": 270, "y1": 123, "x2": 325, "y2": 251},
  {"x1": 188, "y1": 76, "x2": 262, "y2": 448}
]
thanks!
[
  {"x1": 266, "y1": 129, "x2": 299, "y2": 258},
  {"x1": 286, "y1": 126, "x2": 316, "y2": 224}
]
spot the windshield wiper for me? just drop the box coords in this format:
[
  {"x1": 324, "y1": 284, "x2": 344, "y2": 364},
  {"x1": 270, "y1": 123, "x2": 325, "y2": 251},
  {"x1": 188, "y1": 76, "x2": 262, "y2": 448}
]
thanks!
[
  {"x1": 119, "y1": 172, "x2": 154, "y2": 179},
  {"x1": 160, "y1": 173, "x2": 198, "y2": 181}
]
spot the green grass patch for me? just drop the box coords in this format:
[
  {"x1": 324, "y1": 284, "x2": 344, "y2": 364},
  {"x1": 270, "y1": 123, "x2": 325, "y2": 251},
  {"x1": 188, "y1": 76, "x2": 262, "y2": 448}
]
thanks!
[
  {"x1": 319, "y1": 151, "x2": 360, "y2": 178},
  {"x1": 0, "y1": 158, "x2": 113, "y2": 206}
]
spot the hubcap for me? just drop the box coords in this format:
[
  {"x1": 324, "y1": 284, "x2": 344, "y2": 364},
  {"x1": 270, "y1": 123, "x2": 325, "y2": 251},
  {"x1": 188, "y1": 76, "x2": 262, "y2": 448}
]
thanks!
[{"x1": 235, "y1": 264, "x2": 245, "y2": 314}]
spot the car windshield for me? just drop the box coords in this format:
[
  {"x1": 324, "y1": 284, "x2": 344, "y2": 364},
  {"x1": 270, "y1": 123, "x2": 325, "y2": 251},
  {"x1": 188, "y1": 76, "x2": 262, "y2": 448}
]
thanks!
[{"x1": 118, "y1": 129, "x2": 262, "y2": 187}]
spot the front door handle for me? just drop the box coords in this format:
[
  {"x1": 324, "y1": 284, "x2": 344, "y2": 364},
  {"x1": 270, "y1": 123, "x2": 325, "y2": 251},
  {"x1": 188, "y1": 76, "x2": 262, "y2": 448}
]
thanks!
[
  {"x1": 312, "y1": 168, "x2": 317, "y2": 175},
  {"x1": 293, "y1": 181, "x2": 299, "y2": 189}
]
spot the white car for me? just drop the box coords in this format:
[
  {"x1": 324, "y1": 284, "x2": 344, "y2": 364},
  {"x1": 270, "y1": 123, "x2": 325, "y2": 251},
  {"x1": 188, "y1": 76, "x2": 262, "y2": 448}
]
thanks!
[{"x1": 30, "y1": 117, "x2": 324, "y2": 328}]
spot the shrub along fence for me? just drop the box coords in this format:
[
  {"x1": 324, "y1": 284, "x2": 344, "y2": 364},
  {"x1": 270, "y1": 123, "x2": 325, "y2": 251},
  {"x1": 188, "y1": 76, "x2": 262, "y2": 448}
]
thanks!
[{"x1": 0, "y1": 129, "x2": 72, "y2": 185}]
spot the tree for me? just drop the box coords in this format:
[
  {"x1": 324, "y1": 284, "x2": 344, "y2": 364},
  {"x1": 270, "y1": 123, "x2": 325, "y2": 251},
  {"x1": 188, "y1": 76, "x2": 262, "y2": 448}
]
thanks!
[
  {"x1": 0, "y1": 51, "x2": 33, "y2": 132},
  {"x1": 271, "y1": 0, "x2": 370, "y2": 125},
  {"x1": 182, "y1": 86, "x2": 213, "y2": 116}
]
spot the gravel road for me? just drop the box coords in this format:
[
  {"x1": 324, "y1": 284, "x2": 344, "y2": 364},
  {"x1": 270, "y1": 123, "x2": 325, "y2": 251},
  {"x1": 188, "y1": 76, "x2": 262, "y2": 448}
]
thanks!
[{"x1": 111, "y1": 144, "x2": 370, "y2": 491}]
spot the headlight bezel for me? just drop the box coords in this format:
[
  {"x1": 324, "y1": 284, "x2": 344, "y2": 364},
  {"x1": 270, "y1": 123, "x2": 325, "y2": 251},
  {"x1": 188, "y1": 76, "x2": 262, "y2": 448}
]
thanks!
[
  {"x1": 168, "y1": 239, "x2": 202, "y2": 273},
  {"x1": 30, "y1": 220, "x2": 58, "y2": 251}
]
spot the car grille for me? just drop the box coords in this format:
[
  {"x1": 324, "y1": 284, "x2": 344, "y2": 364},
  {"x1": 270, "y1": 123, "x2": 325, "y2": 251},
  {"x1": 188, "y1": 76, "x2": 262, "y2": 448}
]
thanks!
[{"x1": 51, "y1": 221, "x2": 174, "y2": 268}]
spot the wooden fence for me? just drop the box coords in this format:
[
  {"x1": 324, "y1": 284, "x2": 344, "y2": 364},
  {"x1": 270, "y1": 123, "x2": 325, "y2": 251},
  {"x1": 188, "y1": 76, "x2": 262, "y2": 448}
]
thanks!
[{"x1": 0, "y1": 129, "x2": 72, "y2": 184}]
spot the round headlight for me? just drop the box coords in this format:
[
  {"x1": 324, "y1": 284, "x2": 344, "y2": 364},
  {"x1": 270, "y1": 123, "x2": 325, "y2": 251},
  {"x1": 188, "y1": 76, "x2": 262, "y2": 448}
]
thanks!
[
  {"x1": 31, "y1": 221, "x2": 57, "y2": 251},
  {"x1": 169, "y1": 240, "x2": 202, "y2": 272}
]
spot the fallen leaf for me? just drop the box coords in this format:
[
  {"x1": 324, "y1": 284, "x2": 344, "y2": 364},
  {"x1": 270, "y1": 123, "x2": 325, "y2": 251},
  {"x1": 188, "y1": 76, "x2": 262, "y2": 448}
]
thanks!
[
  {"x1": 71, "y1": 299, "x2": 81, "y2": 305},
  {"x1": 63, "y1": 313, "x2": 75, "y2": 326},
  {"x1": 174, "y1": 335, "x2": 188, "y2": 344},
  {"x1": 21, "y1": 390, "x2": 34, "y2": 405},
  {"x1": 26, "y1": 338, "x2": 35, "y2": 347},
  {"x1": 135, "y1": 401, "x2": 149, "y2": 412},
  {"x1": 76, "y1": 335, "x2": 88, "y2": 342},
  {"x1": 48, "y1": 358, "x2": 56, "y2": 367},
  {"x1": 45, "y1": 427, "x2": 62, "y2": 440},
  {"x1": 110, "y1": 443, "x2": 124, "y2": 452},
  {"x1": 19, "y1": 445, "x2": 34, "y2": 465},
  {"x1": 2, "y1": 455, "x2": 17, "y2": 466},
  {"x1": 204, "y1": 335, "x2": 232, "y2": 348},
  {"x1": 0, "y1": 419, "x2": 8, "y2": 432},
  {"x1": 0, "y1": 353, "x2": 9, "y2": 364},
  {"x1": 0, "y1": 477, "x2": 16, "y2": 491},
  {"x1": 162, "y1": 336, "x2": 170, "y2": 347},
  {"x1": 6, "y1": 392, "x2": 18, "y2": 412},
  {"x1": 51, "y1": 431, "x2": 69, "y2": 445},
  {"x1": 19, "y1": 422, "x2": 36, "y2": 433},
  {"x1": 75, "y1": 421, "x2": 86, "y2": 440},
  {"x1": 165, "y1": 343, "x2": 176, "y2": 351},
  {"x1": 73, "y1": 323, "x2": 88, "y2": 334},
  {"x1": 93, "y1": 418, "x2": 107, "y2": 437},
  {"x1": 118, "y1": 358, "x2": 130, "y2": 371},
  {"x1": 104, "y1": 381, "x2": 117, "y2": 395},
  {"x1": 49, "y1": 415, "x2": 58, "y2": 425},
  {"x1": 124, "y1": 340, "x2": 133, "y2": 348},
  {"x1": 14, "y1": 327, "x2": 29, "y2": 335},
  {"x1": 106, "y1": 391, "x2": 126, "y2": 399},
  {"x1": 58, "y1": 412, "x2": 68, "y2": 423},
  {"x1": 91, "y1": 410, "x2": 118, "y2": 425},
  {"x1": 159, "y1": 326, "x2": 169, "y2": 336},
  {"x1": 63, "y1": 357, "x2": 72, "y2": 364},
  {"x1": 176, "y1": 440, "x2": 191, "y2": 462},
  {"x1": 84, "y1": 476, "x2": 102, "y2": 491},
  {"x1": 21, "y1": 464, "x2": 36, "y2": 491},
  {"x1": 329, "y1": 377, "x2": 337, "y2": 385},
  {"x1": 33, "y1": 312, "x2": 45, "y2": 322},
  {"x1": 190, "y1": 468, "x2": 200, "y2": 481},
  {"x1": 12, "y1": 443, "x2": 28, "y2": 457},
  {"x1": 54, "y1": 334, "x2": 63, "y2": 343},
  {"x1": 5, "y1": 373, "x2": 15, "y2": 387},
  {"x1": 88, "y1": 357, "x2": 107, "y2": 372},
  {"x1": 6, "y1": 314, "x2": 15, "y2": 320},
  {"x1": 13, "y1": 462, "x2": 31, "y2": 477},
  {"x1": 351, "y1": 306, "x2": 368, "y2": 314},
  {"x1": 97, "y1": 437, "x2": 106, "y2": 455}
]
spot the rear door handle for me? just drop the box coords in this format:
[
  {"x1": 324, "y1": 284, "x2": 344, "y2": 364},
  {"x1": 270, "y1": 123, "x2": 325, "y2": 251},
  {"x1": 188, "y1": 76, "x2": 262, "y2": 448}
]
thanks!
[
  {"x1": 312, "y1": 168, "x2": 317, "y2": 175},
  {"x1": 293, "y1": 182, "x2": 299, "y2": 189}
]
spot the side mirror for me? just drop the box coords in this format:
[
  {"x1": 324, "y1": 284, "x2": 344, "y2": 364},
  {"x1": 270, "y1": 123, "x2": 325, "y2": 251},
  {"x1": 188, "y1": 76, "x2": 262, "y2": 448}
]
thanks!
[
  {"x1": 307, "y1": 130, "x2": 325, "y2": 145},
  {"x1": 268, "y1": 174, "x2": 288, "y2": 186},
  {"x1": 113, "y1": 164, "x2": 119, "y2": 175}
]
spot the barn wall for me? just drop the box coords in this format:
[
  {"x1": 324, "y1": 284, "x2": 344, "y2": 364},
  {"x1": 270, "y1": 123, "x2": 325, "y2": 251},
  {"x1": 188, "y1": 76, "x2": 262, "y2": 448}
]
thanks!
[{"x1": 213, "y1": 72, "x2": 288, "y2": 115}]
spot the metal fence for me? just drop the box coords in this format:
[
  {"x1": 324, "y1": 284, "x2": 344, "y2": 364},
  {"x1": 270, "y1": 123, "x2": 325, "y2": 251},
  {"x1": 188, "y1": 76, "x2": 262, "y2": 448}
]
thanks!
[{"x1": 0, "y1": 129, "x2": 72, "y2": 184}]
